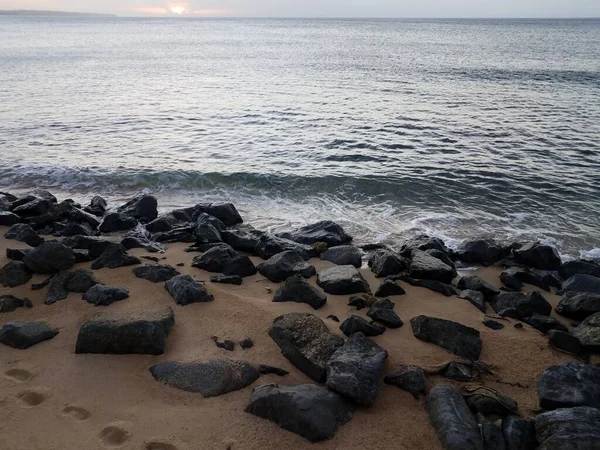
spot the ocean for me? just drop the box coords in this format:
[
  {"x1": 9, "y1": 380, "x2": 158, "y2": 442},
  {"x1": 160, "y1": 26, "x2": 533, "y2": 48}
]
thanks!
[{"x1": 0, "y1": 16, "x2": 599, "y2": 258}]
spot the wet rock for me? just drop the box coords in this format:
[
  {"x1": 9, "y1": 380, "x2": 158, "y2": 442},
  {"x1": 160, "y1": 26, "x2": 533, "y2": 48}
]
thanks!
[
  {"x1": 477, "y1": 413, "x2": 505, "y2": 450},
  {"x1": 90, "y1": 243, "x2": 141, "y2": 270},
  {"x1": 367, "y1": 301, "x2": 403, "y2": 328},
  {"x1": 555, "y1": 292, "x2": 600, "y2": 321},
  {"x1": 320, "y1": 245, "x2": 362, "y2": 268},
  {"x1": 462, "y1": 385, "x2": 519, "y2": 416},
  {"x1": 254, "y1": 234, "x2": 315, "y2": 260},
  {"x1": 398, "y1": 276, "x2": 456, "y2": 296},
  {"x1": 559, "y1": 260, "x2": 600, "y2": 280},
  {"x1": 268, "y1": 312, "x2": 344, "y2": 381},
  {"x1": 316, "y1": 265, "x2": 370, "y2": 295},
  {"x1": 369, "y1": 249, "x2": 408, "y2": 277},
  {"x1": 384, "y1": 365, "x2": 427, "y2": 399},
  {"x1": 483, "y1": 318, "x2": 505, "y2": 330},
  {"x1": 212, "y1": 337, "x2": 235, "y2": 351},
  {"x1": 0, "y1": 211, "x2": 20, "y2": 226},
  {"x1": 257, "y1": 250, "x2": 316, "y2": 283},
  {"x1": 153, "y1": 226, "x2": 197, "y2": 244},
  {"x1": 458, "y1": 290, "x2": 487, "y2": 313},
  {"x1": 0, "y1": 321, "x2": 58, "y2": 349},
  {"x1": 257, "y1": 365, "x2": 288, "y2": 376},
  {"x1": 210, "y1": 274, "x2": 243, "y2": 285},
  {"x1": 547, "y1": 330, "x2": 582, "y2": 355},
  {"x1": 514, "y1": 242, "x2": 561, "y2": 270},
  {"x1": 75, "y1": 306, "x2": 175, "y2": 354},
  {"x1": 537, "y1": 362, "x2": 600, "y2": 409},
  {"x1": 244, "y1": 383, "x2": 353, "y2": 443},
  {"x1": 570, "y1": 312, "x2": 600, "y2": 353},
  {"x1": 240, "y1": 337, "x2": 254, "y2": 349},
  {"x1": 84, "y1": 195, "x2": 107, "y2": 217},
  {"x1": 426, "y1": 384, "x2": 484, "y2": 450},
  {"x1": 374, "y1": 278, "x2": 406, "y2": 297},
  {"x1": 455, "y1": 239, "x2": 508, "y2": 266},
  {"x1": 165, "y1": 274, "x2": 214, "y2": 306},
  {"x1": 502, "y1": 416, "x2": 537, "y2": 450},
  {"x1": 121, "y1": 226, "x2": 165, "y2": 252},
  {"x1": 133, "y1": 264, "x2": 180, "y2": 283},
  {"x1": 0, "y1": 295, "x2": 33, "y2": 312},
  {"x1": 339, "y1": 315, "x2": 385, "y2": 337},
  {"x1": 0, "y1": 261, "x2": 32, "y2": 287},
  {"x1": 82, "y1": 285, "x2": 130, "y2": 306},
  {"x1": 501, "y1": 268, "x2": 550, "y2": 292},
  {"x1": 221, "y1": 225, "x2": 264, "y2": 253},
  {"x1": 145, "y1": 210, "x2": 191, "y2": 233},
  {"x1": 522, "y1": 314, "x2": 568, "y2": 333},
  {"x1": 117, "y1": 194, "x2": 158, "y2": 223},
  {"x1": 326, "y1": 332, "x2": 388, "y2": 406},
  {"x1": 272, "y1": 273, "x2": 327, "y2": 310},
  {"x1": 409, "y1": 249, "x2": 455, "y2": 283},
  {"x1": 98, "y1": 212, "x2": 138, "y2": 233},
  {"x1": 12, "y1": 197, "x2": 52, "y2": 217},
  {"x1": 193, "y1": 202, "x2": 243, "y2": 227},
  {"x1": 535, "y1": 406, "x2": 600, "y2": 450},
  {"x1": 558, "y1": 274, "x2": 600, "y2": 295},
  {"x1": 4, "y1": 223, "x2": 44, "y2": 247},
  {"x1": 489, "y1": 291, "x2": 552, "y2": 320},
  {"x1": 23, "y1": 241, "x2": 76, "y2": 274},
  {"x1": 193, "y1": 217, "x2": 222, "y2": 244},
  {"x1": 457, "y1": 275, "x2": 499, "y2": 298},
  {"x1": 191, "y1": 244, "x2": 257, "y2": 277},
  {"x1": 68, "y1": 207, "x2": 101, "y2": 228},
  {"x1": 426, "y1": 248, "x2": 457, "y2": 270},
  {"x1": 411, "y1": 315, "x2": 482, "y2": 360},
  {"x1": 278, "y1": 220, "x2": 351, "y2": 247},
  {"x1": 401, "y1": 234, "x2": 449, "y2": 254}
]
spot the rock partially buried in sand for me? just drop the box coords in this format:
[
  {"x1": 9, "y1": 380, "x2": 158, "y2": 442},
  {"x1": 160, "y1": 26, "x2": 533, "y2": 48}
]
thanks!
[
  {"x1": 0, "y1": 261, "x2": 32, "y2": 288},
  {"x1": 555, "y1": 291, "x2": 600, "y2": 321},
  {"x1": 366, "y1": 298, "x2": 403, "y2": 328},
  {"x1": 410, "y1": 316, "x2": 482, "y2": 360},
  {"x1": 458, "y1": 290, "x2": 486, "y2": 313},
  {"x1": 91, "y1": 243, "x2": 141, "y2": 270},
  {"x1": 316, "y1": 265, "x2": 370, "y2": 295},
  {"x1": 191, "y1": 244, "x2": 257, "y2": 277},
  {"x1": 457, "y1": 275, "x2": 499, "y2": 298},
  {"x1": 0, "y1": 295, "x2": 33, "y2": 313},
  {"x1": 45, "y1": 269, "x2": 99, "y2": 305},
  {"x1": 257, "y1": 250, "x2": 316, "y2": 282},
  {"x1": 150, "y1": 360, "x2": 259, "y2": 397},
  {"x1": 23, "y1": 241, "x2": 76, "y2": 274},
  {"x1": 398, "y1": 276, "x2": 457, "y2": 297},
  {"x1": 221, "y1": 225, "x2": 265, "y2": 253},
  {"x1": 522, "y1": 314, "x2": 567, "y2": 334},
  {"x1": 82, "y1": 285, "x2": 130, "y2": 306},
  {"x1": 369, "y1": 249, "x2": 408, "y2": 277},
  {"x1": 4, "y1": 223, "x2": 44, "y2": 247},
  {"x1": 488, "y1": 291, "x2": 552, "y2": 320},
  {"x1": 257, "y1": 365, "x2": 288, "y2": 376},
  {"x1": 340, "y1": 315, "x2": 385, "y2": 337},
  {"x1": 244, "y1": 383, "x2": 353, "y2": 443},
  {"x1": 384, "y1": 365, "x2": 427, "y2": 399},
  {"x1": 559, "y1": 260, "x2": 600, "y2": 280},
  {"x1": 84, "y1": 195, "x2": 107, "y2": 217},
  {"x1": 165, "y1": 275, "x2": 214, "y2": 306},
  {"x1": 547, "y1": 330, "x2": 582, "y2": 355},
  {"x1": 513, "y1": 242, "x2": 561, "y2": 270},
  {"x1": 0, "y1": 211, "x2": 20, "y2": 227},
  {"x1": 426, "y1": 384, "x2": 484, "y2": 450},
  {"x1": 278, "y1": 220, "x2": 352, "y2": 247},
  {"x1": 483, "y1": 318, "x2": 505, "y2": 330},
  {"x1": 268, "y1": 312, "x2": 344, "y2": 382},
  {"x1": 409, "y1": 250, "x2": 455, "y2": 284},
  {"x1": 570, "y1": 312, "x2": 600, "y2": 354},
  {"x1": 133, "y1": 264, "x2": 180, "y2": 283},
  {"x1": 537, "y1": 362, "x2": 600, "y2": 410},
  {"x1": 502, "y1": 416, "x2": 537, "y2": 450},
  {"x1": 210, "y1": 274, "x2": 243, "y2": 285},
  {"x1": 320, "y1": 245, "x2": 362, "y2": 268},
  {"x1": 272, "y1": 273, "x2": 327, "y2": 310},
  {"x1": 75, "y1": 306, "x2": 175, "y2": 355},
  {"x1": 535, "y1": 406, "x2": 600, "y2": 450},
  {"x1": 0, "y1": 321, "x2": 58, "y2": 349},
  {"x1": 374, "y1": 278, "x2": 406, "y2": 297}
]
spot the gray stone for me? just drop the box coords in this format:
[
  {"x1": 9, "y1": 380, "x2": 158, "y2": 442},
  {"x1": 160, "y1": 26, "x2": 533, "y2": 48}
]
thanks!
[
  {"x1": 457, "y1": 275, "x2": 499, "y2": 298},
  {"x1": 0, "y1": 295, "x2": 33, "y2": 313},
  {"x1": 409, "y1": 249, "x2": 455, "y2": 283},
  {"x1": 483, "y1": 318, "x2": 505, "y2": 330},
  {"x1": 459, "y1": 290, "x2": 487, "y2": 313},
  {"x1": 369, "y1": 249, "x2": 408, "y2": 277},
  {"x1": 0, "y1": 261, "x2": 32, "y2": 287},
  {"x1": 455, "y1": 239, "x2": 508, "y2": 266},
  {"x1": 522, "y1": 314, "x2": 568, "y2": 333},
  {"x1": 210, "y1": 274, "x2": 243, "y2": 285},
  {"x1": 558, "y1": 274, "x2": 600, "y2": 295},
  {"x1": 99, "y1": 212, "x2": 138, "y2": 233},
  {"x1": 165, "y1": 274, "x2": 214, "y2": 306},
  {"x1": 0, "y1": 321, "x2": 58, "y2": 349},
  {"x1": 462, "y1": 385, "x2": 519, "y2": 416},
  {"x1": 555, "y1": 291, "x2": 600, "y2": 321},
  {"x1": 191, "y1": 244, "x2": 257, "y2": 277},
  {"x1": 502, "y1": 416, "x2": 537, "y2": 450},
  {"x1": 340, "y1": 315, "x2": 385, "y2": 337},
  {"x1": 570, "y1": 312, "x2": 600, "y2": 353},
  {"x1": 90, "y1": 243, "x2": 141, "y2": 270},
  {"x1": 117, "y1": 194, "x2": 158, "y2": 223},
  {"x1": 257, "y1": 250, "x2": 316, "y2": 282},
  {"x1": 374, "y1": 278, "x2": 406, "y2": 297},
  {"x1": 4, "y1": 223, "x2": 44, "y2": 247},
  {"x1": 82, "y1": 285, "x2": 130, "y2": 306},
  {"x1": 537, "y1": 362, "x2": 600, "y2": 410},
  {"x1": 398, "y1": 276, "x2": 457, "y2": 296},
  {"x1": 366, "y1": 303, "x2": 403, "y2": 329},
  {"x1": 23, "y1": 241, "x2": 76, "y2": 274},
  {"x1": 278, "y1": 220, "x2": 351, "y2": 247},
  {"x1": 272, "y1": 273, "x2": 327, "y2": 309},
  {"x1": 477, "y1": 413, "x2": 505, "y2": 450},
  {"x1": 411, "y1": 315, "x2": 482, "y2": 360},
  {"x1": 133, "y1": 264, "x2": 180, "y2": 283},
  {"x1": 320, "y1": 245, "x2": 362, "y2": 268},
  {"x1": 547, "y1": 330, "x2": 582, "y2": 355},
  {"x1": 193, "y1": 202, "x2": 242, "y2": 227},
  {"x1": 254, "y1": 234, "x2": 315, "y2": 260},
  {"x1": 514, "y1": 242, "x2": 561, "y2": 270},
  {"x1": 316, "y1": 265, "x2": 370, "y2": 295},
  {"x1": 535, "y1": 406, "x2": 600, "y2": 450},
  {"x1": 384, "y1": 365, "x2": 427, "y2": 399},
  {"x1": 489, "y1": 291, "x2": 552, "y2": 320}
]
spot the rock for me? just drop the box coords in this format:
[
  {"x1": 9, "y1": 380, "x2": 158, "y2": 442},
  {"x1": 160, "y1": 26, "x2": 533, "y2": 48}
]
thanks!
[
  {"x1": 327, "y1": 315, "x2": 340, "y2": 322},
  {"x1": 117, "y1": 194, "x2": 158, "y2": 223},
  {"x1": 535, "y1": 406, "x2": 600, "y2": 450},
  {"x1": 12, "y1": 197, "x2": 52, "y2": 217},
  {"x1": 570, "y1": 312, "x2": 600, "y2": 353},
  {"x1": 145, "y1": 210, "x2": 191, "y2": 233},
  {"x1": 339, "y1": 315, "x2": 385, "y2": 337},
  {"x1": 367, "y1": 304, "x2": 403, "y2": 328},
  {"x1": 347, "y1": 293, "x2": 375, "y2": 310},
  {"x1": 457, "y1": 275, "x2": 499, "y2": 298},
  {"x1": 426, "y1": 384, "x2": 484, "y2": 450},
  {"x1": 411, "y1": 315, "x2": 482, "y2": 360},
  {"x1": 62, "y1": 235, "x2": 112, "y2": 257},
  {"x1": 210, "y1": 274, "x2": 243, "y2": 285},
  {"x1": 458, "y1": 290, "x2": 487, "y2": 313},
  {"x1": 462, "y1": 385, "x2": 519, "y2": 416},
  {"x1": 221, "y1": 225, "x2": 264, "y2": 253},
  {"x1": 191, "y1": 245, "x2": 257, "y2": 277},
  {"x1": 320, "y1": 245, "x2": 362, "y2": 268},
  {"x1": 84, "y1": 195, "x2": 107, "y2": 217},
  {"x1": 23, "y1": 241, "x2": 76, "y2": 274},
  {"x1": 121, "y1": 226, "x2": 165, "y2": 252},
  {"x1": 440, "y1": 361, "x2": 477, "y2": 381},
  {"x1": 244, "y1": 383, "x2": 353, "y2": 442},
  {"x1": 559, "y1": 260, "x2": 600, "y2": 280},
  {"x1": 558, "y1": 274, "x2": 600, "y2": 295},
  {"x1": 489, "y1": 291, "x2": 552, "y2": 320},
  {"x1": 501, "y1": 268, "x2": 550, "y2": 292},
  {"x1": 133, "y1": 265, "x2": 180, "y2": 283},
  {"x1": 0, "y1": 261, "x2": 32, "y2": 287},
  {"x1": 384, "y1": 365, "x2": 427, "y2": 399},
  {"x1": 31, "y1": 276, "x2": 52, "y2": 290},
  {"x1": 538, "y1": 362, "x2": 600, "y2": 409},
  {"x1": 194, "y1": 211, "x2": 226, "y2": 231},
  {"x1": 45, "y1": 273, "x2": 70, "y2": 305},
  {"x1": 6, "y1": 248, "x2": 30, "y2": 261},
  {"x1": 477, "y1": 413, "x2": 505, "y2": 450},
  {"x1": 483, "y1": 318, "x2": 505, "y2": 330},
  {"x1": 555, "y1": 292, "x2": 600, "y2": 321},
  {"x1": 165, "y1": 274, "x2": 214, "y2": 306},
  {"x1": 45, "y1": 269, "x2": 99, "y2": 305},
  {"x1": 500, "y1": 270, "x2": 524, "y2": 291},
  {"x1": 254, "y1": 234, "x2": 315, "y2": 260},
  {"x1": 212, "y1": 337, "x2": 235, "y2": 351},
  {"x1": 398, "y1": 276, "x2": 456, "y2": 296},
  {"x1": 82, "y1": 285, "x2": 129, "y2": 306},
  {"x1": 374, "y1": 278, "x2": 406, "y2": 297},
  {"x1": 514, "y1": 242, "x2": 561, "y2": 270},
  {"x1": 502, "y1": 416, "x2": 537, "y2": 450},
  {"x1": 193, "y1": 217, "x2": 222, "y2": 244},
  {"x1": 90, "y1": 243, "x2": 141, "y2": 270},
  {"x1": 68, "y1": 207, "x2": 101, "y2": 228},
  {"x1": 98, "y1": 212, "x2": 138, "y2": 233},
  {"x1": 401, "y1": 234, "x2": 449, "y2": 254},
  {"x1": 316, "y1": 265, "x2": 370, "y2": 295},
  {"x1": 548, "y1": 330, "x2": 582, "y2": 355},
  {"x1": 369, "y1": 249, "x2": 408, "y2": 277},
  {"x1": 4, "y1": 223, "x2": 44, "y2": 247},
  {"x1": 426, "y1": 248, "x2": 457, "y2": 270},
  {"x1": 0, "y1": 295, "x2": 33, "y2": 312},
  {"x1": 60, "y1": 221, "x2": 94, "y2": 237},
  {"x1": 75, "y1": 306, "x2": 175, "y2": 355},
  {"x1": 193, "y1": 202, "x2": 242, "y2": 227},
  {"x1": 409, "y1": 250, "x2": 455, "y2": 283},
  {"x1": 268, "y1": 312, "x2": 344, "y2": 381},
  {"x1": 326, "y1": 332, "x2": 388, "y2": 406},
  {"x1": 455, "y1": 239, "x2": 508, "y2": 266},
  {"x1": 0, "y1": 321, "x2": 58, "y2": 349},
  {"x1": 0, "y1": 211, "x2": 20, "y2": 227},
  {"x1": 522, "y1": 314, "x2": 568, "y2": 333},
  {"x1": 257, "y1": 365, "x2": 288, "y2": 376},
  {"x1": 240, "y1": 337, "x2": 254, "y2": 349},
  {"x1": 278, "y1": 220, "x2": 351, "y2": 247},
  {"x1": 150, "y1": 360, "x2": 259, "y2": 397},
  {"x1": 272, "y1": 273, "x2": 327, "y2": 310},
  {"x1": 257, "y1": 250, "x2": 316, "y2": 282}
]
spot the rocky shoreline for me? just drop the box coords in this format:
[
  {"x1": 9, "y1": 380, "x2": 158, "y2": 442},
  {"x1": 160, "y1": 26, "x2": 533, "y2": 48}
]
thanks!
[{"x1": 1, "y1": 189, "x2": 600, "y2": 449}]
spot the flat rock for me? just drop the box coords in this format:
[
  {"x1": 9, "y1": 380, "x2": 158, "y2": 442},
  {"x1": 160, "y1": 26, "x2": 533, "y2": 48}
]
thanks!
[
  {"x1": 165, "y1": 274, "x2": 214, "y2": 305},
  {"x1": 340, "y1": 315, "x2": 385, "y2": 337},
  {"x1": 535, "y1": 406, "x2": 600, "y2": 450},
  {"x1": 320, "y1": 245, "x2": 362, "y2": 268},
  {"x1": 90, "y1": 243, "x2": 141, "y2": 270},
  {"x1": 457, "y1": 275, "x2": 499, "y2": 298},
  {"x1": 374, "y1": 278, "x2": 406, "y2": 297},
  {"x1": 150, "y1": 360, "x2": 259, "y2": 397},
  {"x1": 514, "y1": 242, "x2": 561, "y2": 270},
  {"x1": 75, "y1": 306, "x2": 175, "y2": 355},
  {"x1": 0, "y1": 295, "x2": 33, "y2": 313},
  {"x1": 369, "y1": 249, "x2": 408, "y2": 277},
  {"x1": 272, "y1": 273, "x2": 327, "y2": 309},
  {"x1": 555, "y1": 291, "x2": 600, "y2": 321},
  {"x1": 191, "y1": 245, "x2": 257, "y2": 277},
  {"x1": 117, "y1": 194, "x2": 158, "y2": 223},
  {"x1": 316, "y1": 265, "x2": 370, "y2": 295},
  {"x1": 483, "y1": 318, "x2": 505, "y2": 330},
  {"x1": 23, "y1": 241, "x2": 76, "y2": 274},
  {"x1": 254, "y1": 234, "x2": 315, "y2": 260},
  {"x1": 210, "y1": 274, "x2": 243, "y2": 285},
  {"x1": 409, "y1": 249, "x2": 455, "y2": 283},
  {"x1": 459, "y1": 290, "x2": 487, "y2": 313},
  {"x1": 0, "y1": 321, "x2": 58, "y2": 349},
  {"x1": 537, "y1": 362, "x2": 600, "y2": 410},
  {"x1": 398, "y1": 276, "x2": 457, "y2": 296},
  {"x1": 522, "y1": 314, "x2": 568, "y2": 333},
  {"x1": 278, "y1": 220, "x2": 351, "y2": 247},
  {"x1": 257, "y1": 250, "x2": 316, "y2": 282},
  {"x1": 133, "y1": 264, "x2": 180, "y2": 283},
  {"x1": 547, "y1": 330, "x2": 582, "y2": 355},
  {"x1": 99, "y1": 212, "x2": 138, "y2": 233},
  {"x1": 489, "y1": 291, "x2": 552, "y2": 320},
  {"x1": 455, "y1": 239, "x2": 508, "y2": 266},
  {"x1": 82, "y1": 285, "x2": 130, "y2": 306},
  {"x1": 384, "y1": 365, "x2": 427, "y2": 399},
  {"x1": 4, "y1": 223, "x2": 44, "y2": 247},
  {"x1": 268, "y1": 312, "x2": 344, "y2": 381},
  {"x1": 0, "y1": 261, "x2": 32, "y2": 287},
  {"x1": 502, "y1": 416, "x2": 537, "y2": 450},
  {"x1": 570, "y1": 312, "x2": 600, "y2": 353},
  {"x1": 411, "y1": 315, "x2": 482, "y2": 360},
  {"x1": 558, "y1": 274, "x2": 600, "y2": 295}
]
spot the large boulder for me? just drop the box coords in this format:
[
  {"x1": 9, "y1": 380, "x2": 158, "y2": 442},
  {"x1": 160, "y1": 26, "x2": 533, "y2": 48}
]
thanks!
[
  {"x1": 191, "y1": 245, "x2": 257, "y2": 277},
  {"x1": 23, "y1": 241, "x2": 76, "y2": 274},
  {"x1": 326, "y1": 332, "x2": 388, "y2": 406},
  {"x1": 0, "y1": 261, "x2": 32, "y2": 287},
  {"x1": 150, "y1": 360, "x2": 259, "y2": 397},
  {"x1": 514, "y1": 242, "x2": 561, "y2": 270},
  {"x1": 133, "y1": 265, "x2": 180, "y2": 283},
  {"x1": 90, "y1": 243, "x2": 141, "y2": 270},
  {"x1": 537, "y1": 362, "x2": 600, "y2": 410},
  {"x1": 75, "y1": 306, "x2": 175, "y2": 355},
  {"x1": 455, "y1": 239, "x2": 508, "y2": 266},
  {"x1": 502, "y1": 416, "x2": 537, "y2": 450},
  {"x1": 488, "y1": 291, "x2": 552, "y2": 320},
  {"x1": 457, "y1": 275, "x2": 499, "y2": 298},
  {"x1": 0, "y1": 211, "x2": 20, "y2": 227},
  {"x1": 427, "y1": 384, "x2": 484, "y2": 450},
  {"x1": 384, "y1": 365, "x2": 427, "y2": 399},
  {"x1": 82, "y1": 285, "x2": 129, "y2": 306},
  {"x1": 254, "y1": 234, "x2": 315, "y2": 260},
  {"x1": 117, "y1": 194, "x2": 158, "y2": 223},
  {"x1": 369, "y1": 249, "x2": 408, "y2": 277},
  {"x1": 501, "y1": 268, "x2": 551, "y2": 292},
  {"x1": 320, "y1": 245, "x2": 362, "y2": 268},
  {"x1": 0, "y1": 321, "x2": 58, "y2": 349},
  {"x1": 401, "y1": 235, "x2": 448, "y2": 254},
  {"x1": 411, "y1": 316, "x2": 482, "y2": 360},
  {"x1": 316, "y1": 265, "x2": 370, "y2": 295},
  {"x1": 99, "y1": 212, "x2": 138, "y2": 233},
  {"x1": 555, "y1": 292, "x2": 600, "y2": 321},
  {"x1": 122, "y1": 226, "x2": 165, "y2": 252},
  {"x1": 221, "y1": 225, "x2": 264, "y2": 253},
  {"x1": 257, "y1": 251, "x2": 316, "y2": 282},
  {"x1": 193, "y1": 215, "x2": 223, "y2": 244},
  {"x1": 68, "y1": 207, "x2": 101, "y2": 228},
  {"x1": 193, "y1": 202, "x2": 243, "y2": 227},
  {"x1": 165, "y1": 275, "x2": 214, "y2": 306},
  {"x1": 535, "y1": 406, "x2": 600, "y2": 450},
  {"x1": 409, "y1": 250, "x2": 455, "y2": 283},
  {"x1": 11, "y1": 197, "x2": 52, "y2": 217},
  {"x1": 278, "y1": 220, "x2": 351, "y2": 247},
  {"x1": 272, "y1": 273, "x2": 327, "y2": 309},
  {"x1": 268, "y1": 313, "x2": 344, "y2": 381},
  {"x1": 4, "y1": 223, "x2": 44, "y2": 247},
  {"x1": 339, "y1": 315, "x2": 385, "y2": 337},
  {"x1": 558, "y1": 274, "x2": 600, "y2": 295},
  {"x1": 559, "y1": 260, "x2": 600, "y2": 280},
  {"x1": 244, "y1": 383, "x2": 353, "y2": 442},
  {"x1": 547, "y1": 330, "x2": 583, "y2": 355},
  {"x1": 0, "y1": 295, "x2": 33, "y2": 313},
  {"x1": 570, "y1": 312, "x2": 600, "y2": 353}
]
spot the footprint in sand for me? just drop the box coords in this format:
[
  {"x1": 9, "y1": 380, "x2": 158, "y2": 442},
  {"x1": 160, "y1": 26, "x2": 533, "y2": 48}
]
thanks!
[
  {"x1": 17, "y1": 388, "x2": 49, "y2": 407},
  {"x1": 62, "y1": 405, "x2": 92, "y2": 421},
  {"x1": 100, "y1": 423, "x2": 131, "y2": 448},
  {"x1": 4, "y1": 368, "x2": 32, "y2": 383},
  {"x1": 145, "y1": 442, "x2": 180, "y2": 450}
]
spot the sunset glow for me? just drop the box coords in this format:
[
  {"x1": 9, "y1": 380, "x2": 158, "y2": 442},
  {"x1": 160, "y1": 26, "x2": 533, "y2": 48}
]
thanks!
[{"x1": 170, "y1": 6, "x2": 185, "y2": 14}]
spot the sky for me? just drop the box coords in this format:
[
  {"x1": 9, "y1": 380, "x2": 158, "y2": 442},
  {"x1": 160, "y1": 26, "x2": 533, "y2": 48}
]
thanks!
[{"x1": 1, "y1": 0, "x2": 599, "y2": 18}]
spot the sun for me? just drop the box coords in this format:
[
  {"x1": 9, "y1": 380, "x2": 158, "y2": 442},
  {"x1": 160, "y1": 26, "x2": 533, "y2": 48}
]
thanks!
[{"x1": 170, "y1": 6, "x2": 186, "y2": 14}]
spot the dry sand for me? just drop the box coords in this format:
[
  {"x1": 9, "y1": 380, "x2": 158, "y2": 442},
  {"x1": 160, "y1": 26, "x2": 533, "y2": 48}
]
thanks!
[{"x1": 0, "y1": 229, "x2": 589, "y2": 450}]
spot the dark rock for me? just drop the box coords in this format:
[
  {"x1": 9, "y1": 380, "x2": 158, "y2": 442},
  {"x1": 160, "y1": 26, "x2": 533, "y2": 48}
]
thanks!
[
  {"x1": 411, "y1": 315, "x2": 482, "y2": 360},
  {"x1": 75, "y1": 306, "x2": 175, "y2": 355},
  {"x1": 142, "y1": 256, "x2": 160, "y2": 262},
  {"x1": 462, "y1": 385, "x2": 519, "y2": 416},
  {"x1": 500, "y1": 270, "x2": 524, "y2": 291},
  {"x1": 254, "y1": 234, "x2": 315, "y2": 260},
  {"x1": 426, "y1": 384, "x2": 484, "y2": 450},
  {"x1": 320, "y1": 245, "x2": 362, "y2": 268},
  {"x1": 62, "y1": 235, "x2": 112, "y2": 256},
  {"x1": 150, "y1": 360, "x2": 259, "y2": 397},
  {"x1": 0, "y1": 295, "x2": 33, "y2": 312},
  {"x1": 0, "y1": 211, "x2": 20, "y2": 226},
  {"x1": 193, "y1": 202, "x2": 242, "y2": 227},
  {"x1": 457, "y1": 275, "x2": 499, "y2": 298},
  {"x1": 327, "y1": 315, "x2": 340, "y2": 322},
  {"x1": 165, "y1": 274, "x2": 214, "y2": 306},
  {"x1": 514, "y1": 242, "x2": 561, "y2": 270},
  {"x1": 4, "y1": 223, "x2": 44, "y2": 247},
  {"x1": 559, "y1": 260, "x2": 600, "y2": 280},
  {"x1": 384, "y1": 365, "x2": 427, "y2": 399},
  {"x1": 82, "y1": 285, "x2": 130, "y2": 306},
  {"x1": 515, "y1": 323, "x2": 523, "y2": 329},
  {"x1": 501, "y1": 268, "x2": 551, "y2": 292},
  {"x1": 153, "y1": 227, "x2": 197, "y2": 244},
  {"x1": 483, "y1": 318, "x2": 505, "y2": 330},
  {"x1": 502, "y1": 416, "x2": 537, "y2": 450},
  {"x1": 477, "y1": 413, "x2": 505, "y2": 450},
  {"x1": 84, "y1": 195, "x2": 107, "y2": 217},
  {"x1": 316, "y1": 265, "x2": 370, "y2": 295},
  {"x1": 176, "y1": 263, "x2": 184, "y2": 267},
  {"x1": 535, "y1": 406, "x2": 600, "y2": 450},
  {"x1": 12, "y1": 197, "x2": 52, "y2": 217},
  {"x1": 458, "y1": 290, "x2": 487, "y2": 313},
  {"x1": 212, "y1": 337, "x2": 235, "y2": 351},
  {"x1": 133, "y1": 264, "x2": 180, "y2": 283},
  {"x1": 537, "y1": 362, "x2": 600, "y2": 410},
  {"x1": 455, "y1": 239, "x2": 508, "y2": 266},
  {"x1": 210, "y1": 274, "x2": 243, "y2": 285},
  {"x1": 23, "y1": 241, "x2": 76, "y2": 274},
  {"x1": 121, "y1": 226, "x2": 165, "y2": 252},
  {"x1": 278, "y1": 220, "x2": 351, "y2": 247},
  {"x1": 547, "y1": 330, "x2": 582, "y2": 355},
  {"x1": 244, "y1": 383, "x2": 353, "y2": 443},
  {"x1": 45, "y1": 269, "x2": 99, "y2": 305},
  {"x1": 117, "y1": 194, "x2": 158, "y2": 223},
  {"x1": 401, "y1": 234, "x2": 449, "y2": 254},
  {"x1": 570, "y1": 312, "x2": 600, "y2": 353},
  {"x1": 558, "y1": 274, "x2": 600, "y2": 295},
  {"x1": 426, "y1": 248, "x2": 456, "y2": 270},
  {"x1": 31, "y1": 276, "x2": 52, "y2": 290},
  {"x1": 193, "y1": 215, "x2": 223, "y2": 244},
  {"x1": 522, "y1": 314, "x2": 568, "y2": 333},
  {"x1": 347, "y1": 293, "x2": 376, "y2": 310},
  {"x1": 185, "y1": 242, "x2": 225, "y2": 253},
  {"x1": 374, "y1": 278, "x2": 406, "y2": 297},
  {"x1": 0, "y1": 321, "x2": 58, "y2": 349},
  {"x1": 90, "y1": 243, "x2": 141, "y2": 270},
  {"x1": 257, "y1": 365, "x2": 288, "y2": 376},
  {"x1": 99, "y1": 212, "x2": 138, "y2": 233},
  {"x1": 489, "y1": 291, "x2": 552, "y2": 320},
  {"x1": 367, "y1": 305, "x2": 403, "y2": 329},
  {"x1": 398, "y1": 276, "x2": 457, "y2": 296},
  {"x1": 326, "y1": 332, "x2": 388, "y2": 406},
  {"x1": 339, "y1": 315, "x2": 385, "y2": 337},
  {"x1": 194, "y1": 211, "x2": 226, "y2": 231},
  {"x1": 272, "y1": 273, "x2": 327, "y2": 310},
  {"x1": 0, "y1": 261, "x2": 32, "y2": 287},
  {"x1": 409, "y1": 250, "x2": 455, "y2": 283},
  {"x1": 60, "y1": 221, "x2": 94, "y2": 237},
  {"x1": 240, "y1": 337, "x2": 254, "y2": 349},
  {"x1": 257, "y1": 250, "x2": 316, "y2": 283},
  {"x1": 221, "y1": 225, "x2": 264, "y2": 253},
  {"x1": 6, "y1": 248, "x2": 30, "y2": 261},
  {"x1": 68, "y1": 207, "x2": 101, "y2": 228},
  {"x1": 441, "y1": 361, "x2": 477, "y2": 381},
  {"x1": 369, "y1": 249, "x2": 408, "y2": 277},
  {"x1": 45, "y1": 272, "x2": 70, "y2": 305},
  {"x1": 191, "y1": 244, "x2": 257, "y2": 277},
  {"x1": 146, "y1": 210, "x2": 191, "y2": 233},
  {"x1": 268, "y1": 312, "x2": 344, "y2": 381}
]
